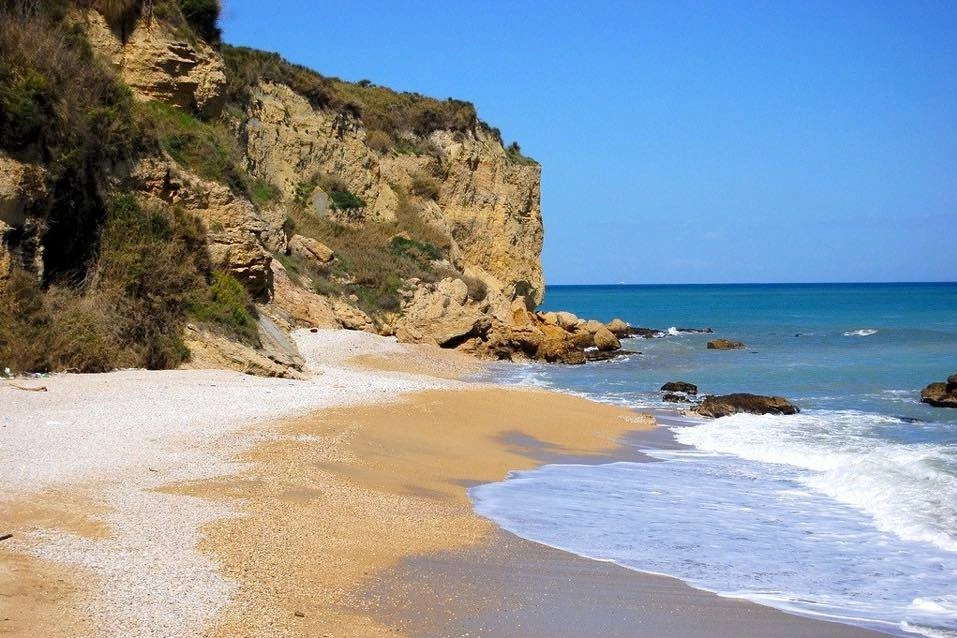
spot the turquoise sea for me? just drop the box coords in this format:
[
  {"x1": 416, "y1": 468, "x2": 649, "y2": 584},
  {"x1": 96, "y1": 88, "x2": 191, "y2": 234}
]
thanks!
[{"x1": 472, "y1": 283, "x2": 957, "y2": 637}]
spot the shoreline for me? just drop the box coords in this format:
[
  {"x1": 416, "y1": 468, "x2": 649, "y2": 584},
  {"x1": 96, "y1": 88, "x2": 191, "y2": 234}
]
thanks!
[{"x1": 0, "y1": 330, "x2": 889, "y2": 636}]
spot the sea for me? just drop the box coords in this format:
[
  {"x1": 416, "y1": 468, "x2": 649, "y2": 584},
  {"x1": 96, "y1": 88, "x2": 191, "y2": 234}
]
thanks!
[{"x1": 471, "y1": 283, "x2": 957, "y2": 637}]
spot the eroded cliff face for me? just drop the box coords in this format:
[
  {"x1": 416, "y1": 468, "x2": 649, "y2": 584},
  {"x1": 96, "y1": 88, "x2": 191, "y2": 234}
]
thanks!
[
  {"x1": 0, "y1": 3, "x2": 553, "y2": 375},
  {"x1": 239, "y1": 81, "x2": 544, "y2": 310},
  {"x1": 81, "y1": 9, "x2": 227, "y2": 117}
]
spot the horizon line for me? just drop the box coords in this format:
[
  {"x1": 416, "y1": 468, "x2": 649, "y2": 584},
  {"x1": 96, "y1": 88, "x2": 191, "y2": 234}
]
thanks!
[{"x1": 545, "y1": 280, "x2": 957, "y2": 287}]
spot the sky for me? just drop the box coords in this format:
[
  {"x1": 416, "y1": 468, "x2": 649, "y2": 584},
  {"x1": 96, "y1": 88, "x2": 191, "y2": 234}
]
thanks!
[{"x1": 221, "y1": 1, "x2": 957, "y2": 284}]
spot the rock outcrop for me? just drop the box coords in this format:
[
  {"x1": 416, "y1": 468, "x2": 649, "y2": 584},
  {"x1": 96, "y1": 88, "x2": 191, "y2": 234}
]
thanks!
[
  {"x1": 661, "y1": 381, "x2": 697, "y2": 394},
  {"x1": 707, "y1": 339, "x2": 746, "y2": 350},
  {"x1": 691, "y1": 393, "x2": 799, "y2": 418},
  {"x1": 238, "y1": 81, "x2": 544, "y2": 311},
  {"x1": 81, "y1": 9, "x2": 226, "y2": 117},
  {"x1": 920, "y1": 373, "x2": 957, "y2": 408},
  {"x1": 132, "y1": 159, "x2": 276, "y2": 297}
]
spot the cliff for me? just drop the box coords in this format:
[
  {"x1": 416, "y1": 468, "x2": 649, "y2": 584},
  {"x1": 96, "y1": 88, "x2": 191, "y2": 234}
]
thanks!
[{"x1": 0, "y1": 1, "x2": 608, "y2": 376}]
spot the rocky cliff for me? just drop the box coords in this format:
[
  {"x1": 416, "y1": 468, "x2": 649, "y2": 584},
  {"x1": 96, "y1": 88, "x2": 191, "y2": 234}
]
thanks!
[{"x1": 0, "y1": 1, "x2": 602, "y2": 376}]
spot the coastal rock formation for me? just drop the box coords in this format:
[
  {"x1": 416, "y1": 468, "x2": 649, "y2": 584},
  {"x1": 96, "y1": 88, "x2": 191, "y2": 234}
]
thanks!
[
  {"x1": 707, "y1": 339, "x2": 746, "y2": 350},
  {"x1": 661, "y1": 381, "x2": 698, "y2": 394},
  {"x1": 663, "y1": 393, "x2": 690, "y2": 403},
  {"x1": 920, "y1": 374, "x2": 957, "y2": 408},
  {"x1": 0, "y1": 2, "x2": 556, "y2": 377},
  {"x1": 132, "y1": 159, "x2": 275, "y2": 297},
  {"x1": 593, "y1": 326, "x2": 621, "y2": 351},
  {"x1": 606, "y1": 318, "x2": 631, "y2": 337},
  {"x1": 81, "y1": 8, "x2": 227, "y2": 117},
  {"x1": 238, "y1": 80, "x2": 544, "y2": 310},
  {"x1": 394, "y1": 278, "x2": 486, "y2": 346},
  {"x1": 691, "y1": 393, "x2": 799, "y2": 418}
]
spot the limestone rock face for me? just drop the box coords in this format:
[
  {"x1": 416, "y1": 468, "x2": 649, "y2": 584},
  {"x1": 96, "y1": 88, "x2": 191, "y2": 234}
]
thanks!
[
  {"x1": 707, "y1": 339, "x2": 747, "y2": 350},
  {"x1": 288, "y1": 234, "x2": 334, "y2": 264},
  {"x1": 692, "y1": 393, "x2": 799, "y2": 418},
  {"x1": 82, "y1": 9, "x2": 226, "y2": 117},
  {"x1": 182, "y1": 323, "x2": 303, "y2": 379},
  {"x1": 0, "y1": 155, "x2": 47, "y2": 290},
  {"x1": 238, "y1": 82, "x2": 544, "y2": 311},
  {"x1": 395, "y1": 278, "x2": 486, "y2": 346},
  {"x1": 132, "y1": 159, "x2": 274, "y2": 297},
  {"x1": 269, "y1": 260, "x2": 339, "y2": 328}
]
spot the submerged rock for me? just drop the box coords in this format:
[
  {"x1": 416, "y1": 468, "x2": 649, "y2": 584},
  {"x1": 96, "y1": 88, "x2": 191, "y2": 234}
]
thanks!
[
  {"x1": 691, "y1": 393, "x2": 799, "y2": 418},
  {"x1": 707, "y1": 339, "x2": 746, "y2": 350},
  {"x1": 661, "y1": 381, "x2": 698, "y2": 395},
  {"x1": 662, "y1": 393, "x2": 690, "y2": 403},
  {"x1": 920, "y1": 375, "x2": 957, "y2": 408}
]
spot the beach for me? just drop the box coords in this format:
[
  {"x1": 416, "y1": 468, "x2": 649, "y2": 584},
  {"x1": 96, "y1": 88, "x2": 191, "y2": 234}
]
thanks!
[{"x1": 1, "y1": 329, "x2": 887, "y2": 636}]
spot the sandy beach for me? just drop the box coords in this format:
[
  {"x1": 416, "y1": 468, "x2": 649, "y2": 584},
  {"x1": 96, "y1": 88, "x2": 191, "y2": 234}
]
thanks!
[{"x1": 1, "y1": 330, "x2": 887, "y2": 637}]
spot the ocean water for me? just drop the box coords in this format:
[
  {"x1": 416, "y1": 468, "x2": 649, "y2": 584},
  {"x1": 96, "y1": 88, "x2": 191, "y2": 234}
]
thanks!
[{"x1": 471, "y1": 283, "x2": 957, "y2": 637}]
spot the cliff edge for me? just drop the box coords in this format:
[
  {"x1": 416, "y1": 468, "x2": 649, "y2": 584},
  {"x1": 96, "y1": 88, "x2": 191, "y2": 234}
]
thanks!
[{"x1": 0, "y1": 1, "x2": 604, "y2": 377}]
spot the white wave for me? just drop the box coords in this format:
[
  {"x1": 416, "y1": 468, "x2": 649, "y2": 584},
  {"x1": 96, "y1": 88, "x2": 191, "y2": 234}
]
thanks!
[
  {"x1": 844, "y1": 328, "x2": 879, "y2": 336},
  {"x1": 674, "y1": 411, "x2": 957, "y2": 553},
  {"x1": 667, "y1": 326, "x2": 680, "y2": 336}
]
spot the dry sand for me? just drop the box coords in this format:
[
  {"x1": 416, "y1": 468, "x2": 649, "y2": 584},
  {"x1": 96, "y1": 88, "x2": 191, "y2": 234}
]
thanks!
[{"x1": 0, "y1": 329, "x2": 889, "y2": 637}]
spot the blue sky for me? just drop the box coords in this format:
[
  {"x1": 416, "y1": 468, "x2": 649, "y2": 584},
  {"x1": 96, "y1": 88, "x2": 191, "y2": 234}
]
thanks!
[{"x1": 221, "y1": 1, "x2": 957, "y2": 284}]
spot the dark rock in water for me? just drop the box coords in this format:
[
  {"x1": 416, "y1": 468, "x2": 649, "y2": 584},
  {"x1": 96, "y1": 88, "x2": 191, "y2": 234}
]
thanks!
[
  {"x1": 628, "y1": 327, "x2": 663, "y2": 339},
  {"x1": 662, "y1": 393, "x2": 690, "y2": 403},
  {"x1": 707, "y1": 339, "x2": 746, "y2": 350},
  {"x1": 691, "y1": 393, "x2": 800, "y2": 418},
  {"x1": 675, "y1": 327, "x2": 713, "y2": 334},
  {"x1": 660, "y1": 381, "x2": 698, "y2": 395},
  {"x1": 584, "y1": 349, "x2": 638, "y2": 362},
  {"x1": 921, "y1": 377, "x2": 957, "y2": 408},
  {"x1": 896, "y1": 415, "x2": 924, "y2": 424}
]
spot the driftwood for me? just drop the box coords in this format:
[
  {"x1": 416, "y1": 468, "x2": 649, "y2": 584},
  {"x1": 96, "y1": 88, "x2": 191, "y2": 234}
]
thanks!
[
  {"x1": 6, "y1": 383, "x2": 48, "y2": 392},
  {"x1": 0, "y1": 533, "x2": 12, "y2": 542}
]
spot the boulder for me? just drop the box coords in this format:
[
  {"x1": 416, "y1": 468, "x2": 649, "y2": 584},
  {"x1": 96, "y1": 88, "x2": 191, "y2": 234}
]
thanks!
[
  {"x1": 606, "y1": 318, "x2": 631, "y2": 337},
  {"x1": 395, "y1": 278, "x2": 484, "y2": 346},
  {"x1": 268, "y1": 261, "x2": 338, "y2": 328},
  {"x1": 555, "y1": 311, "x2": 579, "y2": 329},
  {"x1": 539, "y1": 311, "x2": 559, "y2": 325},
  {"x1": 288, "y1": 235, "x2": 334, "y2": 264},
  {"x1": 921, "y1": 379, "x2": 957, "y2": 408},
  {"x1": 662, "y1": 393, "x2": 690, "y2": 403},
  {"x1": 630, "y1": 327, "x2": 663, "y2": 339},
  {"x1": 661, "y1": 381, "x2": 698, "y2": 395},
  {"x1": 593, "y1": 326, "x2": 621, "y2": 352},
  {"x1": 707, "y1": 339, "x2": 746, "y2": 350},
  {"x1": 691, "y1": 393, "x2": 799, "y2": 418},
  {"x1": 330, "y1": 298, "x2": 375, "y2": 332},
  {"x1": 583, "y1": 319, "x2": 605, "y2": 334}
]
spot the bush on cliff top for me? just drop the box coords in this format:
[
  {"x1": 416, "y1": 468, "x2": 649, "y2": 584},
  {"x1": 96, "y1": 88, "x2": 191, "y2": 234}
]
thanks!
[{"x1": 221, "y1": 45, "x2": 499, "y2": 149}]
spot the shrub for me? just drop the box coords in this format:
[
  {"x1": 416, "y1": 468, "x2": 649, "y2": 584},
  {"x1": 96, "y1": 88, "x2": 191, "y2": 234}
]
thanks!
[
  {"x1": 505, "y1": 140, "x2": 538, "y2": 165},
  {"x1": 328, "y1": 189, "x2": 365, "y2": 210},
  {"x1": 187, "y1": 270, "x2": 259, "y2": 344},
  {"x1": 178, "y1": 0, "x2": 220, "y2": 42},
  {"x1": 137, "y1": 100, "x2": 248, "y2": 193},
  {"x1": 248, "y1": 178, "x2": 280, "y2": 209},
  {"x1": 409, "y1": 173, "x2": 440, "y2": 201},
  {"x1": 365, "y1": 129, "x2": 392, "y2": 154}
]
